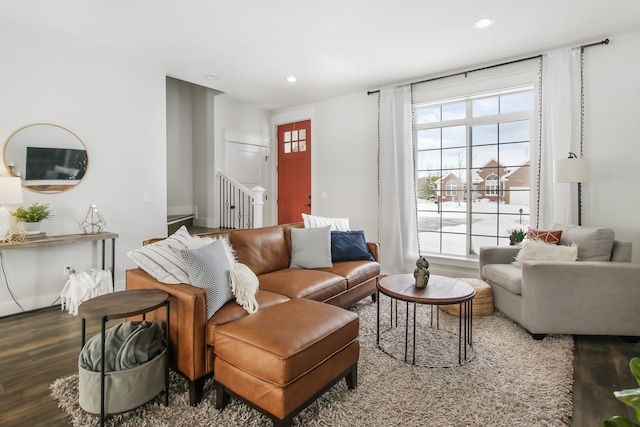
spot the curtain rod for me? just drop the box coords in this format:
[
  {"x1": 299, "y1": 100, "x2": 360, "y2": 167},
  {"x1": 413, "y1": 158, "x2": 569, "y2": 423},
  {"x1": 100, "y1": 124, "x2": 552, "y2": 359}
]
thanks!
[{"x1": 367, "y1": 38, "x2": 609, "y2": 95}]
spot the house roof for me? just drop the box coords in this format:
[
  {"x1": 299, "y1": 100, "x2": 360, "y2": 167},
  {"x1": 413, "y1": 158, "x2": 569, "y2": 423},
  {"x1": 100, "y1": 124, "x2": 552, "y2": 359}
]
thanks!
[{"x1": 2, "y1": 1, "x2": 639, "y2": 110}]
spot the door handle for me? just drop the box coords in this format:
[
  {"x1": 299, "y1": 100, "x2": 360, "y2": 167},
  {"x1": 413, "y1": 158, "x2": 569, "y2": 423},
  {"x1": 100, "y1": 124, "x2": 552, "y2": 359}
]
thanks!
[{"x1": 304, "y1": 203, "x2": 311, "y2": 207}]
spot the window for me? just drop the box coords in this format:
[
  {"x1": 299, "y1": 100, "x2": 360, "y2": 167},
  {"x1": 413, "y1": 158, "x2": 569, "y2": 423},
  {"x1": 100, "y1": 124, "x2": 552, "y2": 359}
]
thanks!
[
  {"x1": 446, "y1": 180, "x2": 457, "y2": 196},
  {"x1": 485, "y1": 174, "x2": 499, "y2": 196},
  {"x1": 415, "y1": 86, "x2": 535, "y2": 257}
]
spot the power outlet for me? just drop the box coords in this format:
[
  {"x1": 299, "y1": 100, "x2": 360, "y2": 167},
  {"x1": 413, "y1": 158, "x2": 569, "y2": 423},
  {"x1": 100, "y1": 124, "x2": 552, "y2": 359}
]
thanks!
[{"x1": 63, "y1": 265, "x2": 73, "y2": 276}]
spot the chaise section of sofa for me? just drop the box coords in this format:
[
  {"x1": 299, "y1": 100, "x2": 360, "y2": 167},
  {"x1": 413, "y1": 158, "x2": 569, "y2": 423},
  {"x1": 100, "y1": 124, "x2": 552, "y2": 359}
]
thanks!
[{"x1": 126, "y1": 222, "x2": 380, "y2": 405}]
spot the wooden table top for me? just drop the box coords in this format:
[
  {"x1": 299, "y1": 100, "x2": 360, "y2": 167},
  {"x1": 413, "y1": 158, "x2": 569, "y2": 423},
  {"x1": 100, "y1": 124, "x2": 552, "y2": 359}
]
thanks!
[
  {"x1": 378, "y1": 274, "x2": 475, "y2": 305},
  {"x1": 78, "y1": 289, "x2": 169, "y2": 320}
]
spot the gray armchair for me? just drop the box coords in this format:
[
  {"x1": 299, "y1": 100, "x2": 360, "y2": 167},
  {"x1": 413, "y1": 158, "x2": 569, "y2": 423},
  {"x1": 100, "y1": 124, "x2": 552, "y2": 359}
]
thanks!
[{"x1": 479, "y1": 223, "x2": 640, "y2": 339}]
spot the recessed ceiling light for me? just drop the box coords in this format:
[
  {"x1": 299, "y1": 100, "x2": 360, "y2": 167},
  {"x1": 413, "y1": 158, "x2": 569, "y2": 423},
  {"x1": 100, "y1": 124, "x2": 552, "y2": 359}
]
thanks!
[
  {"x1": 287, "y1": 76, "x2": 297, "y2": 83},
  {"x1": 473, "y1": 17, "x2": 495, "y2": 29},
  {"x1": 204, "y1": 75, "x2": 218, "y2": 80}
]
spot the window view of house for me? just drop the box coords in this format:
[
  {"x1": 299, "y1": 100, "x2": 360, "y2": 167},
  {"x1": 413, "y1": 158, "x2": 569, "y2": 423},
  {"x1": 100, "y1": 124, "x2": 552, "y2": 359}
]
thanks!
[{"x1": 415, "y1": 88, "x2": 534, "y2": 256}]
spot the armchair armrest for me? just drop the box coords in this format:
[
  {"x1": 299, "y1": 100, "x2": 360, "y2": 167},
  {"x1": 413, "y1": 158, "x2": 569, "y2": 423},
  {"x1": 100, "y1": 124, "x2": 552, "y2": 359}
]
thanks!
[
  {"x1": 520, "y1": 261, "x2": 640, "y2": 335},
  {"x1": 478, "y1": 246, "x2": 520, "y2": 279}
]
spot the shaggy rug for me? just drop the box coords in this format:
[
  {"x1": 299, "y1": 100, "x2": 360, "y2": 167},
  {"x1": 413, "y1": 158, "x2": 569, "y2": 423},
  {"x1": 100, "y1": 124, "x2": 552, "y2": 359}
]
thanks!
[{"x1": 51, "y1": 296, "x2": 574, "y2": 426}]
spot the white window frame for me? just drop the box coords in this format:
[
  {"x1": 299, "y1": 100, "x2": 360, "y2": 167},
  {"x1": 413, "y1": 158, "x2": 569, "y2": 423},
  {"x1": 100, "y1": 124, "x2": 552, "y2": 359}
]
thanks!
[{"x1": 412, "y1": 61, "x2": 540, "y2": 259}]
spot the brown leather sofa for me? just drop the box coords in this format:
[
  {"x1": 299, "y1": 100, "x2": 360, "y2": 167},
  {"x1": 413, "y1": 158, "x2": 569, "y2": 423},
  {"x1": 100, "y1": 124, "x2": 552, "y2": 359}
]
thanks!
[{"x1": 126, "y1": 222, "x2": 380, "y2": 405}]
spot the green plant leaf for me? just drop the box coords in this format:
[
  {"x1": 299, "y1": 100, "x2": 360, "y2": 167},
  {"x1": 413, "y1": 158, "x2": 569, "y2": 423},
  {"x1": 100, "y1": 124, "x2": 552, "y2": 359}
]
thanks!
[
  {"x1": 603, "y1": 416, "x2": 640, "y2": 427},
  {"x1": 630, "y1": 358, "x2": 640, "y2": 387}
]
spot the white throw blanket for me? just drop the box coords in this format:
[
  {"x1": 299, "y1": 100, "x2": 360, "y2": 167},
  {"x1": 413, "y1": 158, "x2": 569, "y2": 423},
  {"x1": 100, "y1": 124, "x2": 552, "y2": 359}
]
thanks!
[
  {"x1": 230, "y1": 263, "x2": 259, "y2": 314},
  {"x1": 60, "y1": 269, "x2": 113, "y2": 315}
]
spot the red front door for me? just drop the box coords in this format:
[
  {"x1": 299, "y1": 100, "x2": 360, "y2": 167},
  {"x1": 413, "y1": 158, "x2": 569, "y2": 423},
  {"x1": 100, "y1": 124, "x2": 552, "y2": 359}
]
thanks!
[{"x1": 277, "y1": 120, "x2": 311, "y2": 224}]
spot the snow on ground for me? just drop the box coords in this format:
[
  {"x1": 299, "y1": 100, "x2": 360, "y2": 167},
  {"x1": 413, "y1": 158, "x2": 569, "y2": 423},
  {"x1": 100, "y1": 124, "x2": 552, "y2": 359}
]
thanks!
[{"x1": 418, "y1": 200, "x2": 530, "y2": 256}]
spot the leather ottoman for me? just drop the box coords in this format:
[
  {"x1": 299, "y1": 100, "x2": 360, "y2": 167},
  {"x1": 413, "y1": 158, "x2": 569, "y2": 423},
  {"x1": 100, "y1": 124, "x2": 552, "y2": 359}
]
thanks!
[{"x1": 214, "y1": 298, "x2": 359, "y2": 427}]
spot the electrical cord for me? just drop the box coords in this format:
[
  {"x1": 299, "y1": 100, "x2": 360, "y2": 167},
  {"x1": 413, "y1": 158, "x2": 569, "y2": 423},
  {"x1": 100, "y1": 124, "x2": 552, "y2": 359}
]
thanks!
[{"x1": 0, "y1": 249, "x2": 25, "y2": 312}]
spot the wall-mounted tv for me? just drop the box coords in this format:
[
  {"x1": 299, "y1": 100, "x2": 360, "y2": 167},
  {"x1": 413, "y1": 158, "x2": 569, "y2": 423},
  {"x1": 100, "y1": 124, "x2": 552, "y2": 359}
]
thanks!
[{"x1": 25, "y1": 146, "x2": 88, "y2": 181}]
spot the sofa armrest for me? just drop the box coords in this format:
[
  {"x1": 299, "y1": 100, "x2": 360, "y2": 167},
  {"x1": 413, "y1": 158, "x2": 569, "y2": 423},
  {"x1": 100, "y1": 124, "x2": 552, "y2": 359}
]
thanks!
[
  {"x1": 126, "y1": 268, "x2": 208, "y2": 382},
  {"x1": 478, "y1": 246, "x2": 520, "y2": 279},
  {"x1": 520, "y1": 261, "x2": 640, "y2": 335},
  {"x1": 367, "y1": 242, "x2": 380, "y2": 262}
]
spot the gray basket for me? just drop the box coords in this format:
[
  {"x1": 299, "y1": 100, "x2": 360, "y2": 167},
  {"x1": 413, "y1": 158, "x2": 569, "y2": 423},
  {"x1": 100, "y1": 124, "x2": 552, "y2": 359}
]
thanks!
[{"x1": 78, "y1": 349, "x2": 166, "y2": 415}]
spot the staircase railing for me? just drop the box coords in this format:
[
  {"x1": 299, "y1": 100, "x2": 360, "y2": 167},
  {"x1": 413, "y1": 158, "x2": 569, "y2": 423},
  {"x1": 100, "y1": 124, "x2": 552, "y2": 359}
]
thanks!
[{"x1": 217, "y1": 170, "x2": 265, "y2": 229}]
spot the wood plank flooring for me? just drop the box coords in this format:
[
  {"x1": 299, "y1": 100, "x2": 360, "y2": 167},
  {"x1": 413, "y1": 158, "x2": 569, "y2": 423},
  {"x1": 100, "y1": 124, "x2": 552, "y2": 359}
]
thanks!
[{"x1": 0, "y1": 307, "x2": 638, "y2": 426}]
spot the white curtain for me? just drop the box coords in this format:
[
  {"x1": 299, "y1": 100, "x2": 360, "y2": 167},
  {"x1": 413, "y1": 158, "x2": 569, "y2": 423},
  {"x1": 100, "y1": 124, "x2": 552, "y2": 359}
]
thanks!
[
  {"x1": 378, "y1": 85, "x2": 419, "y2": 275},
  {"x1": 538, "y1": 48, "x2": 582, "y2": 227}
]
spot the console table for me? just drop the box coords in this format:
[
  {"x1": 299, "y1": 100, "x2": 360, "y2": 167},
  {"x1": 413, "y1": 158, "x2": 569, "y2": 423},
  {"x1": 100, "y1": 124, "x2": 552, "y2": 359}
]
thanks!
[{"x1": 0, "y1": 231, "x2": 118, "y2": 283}]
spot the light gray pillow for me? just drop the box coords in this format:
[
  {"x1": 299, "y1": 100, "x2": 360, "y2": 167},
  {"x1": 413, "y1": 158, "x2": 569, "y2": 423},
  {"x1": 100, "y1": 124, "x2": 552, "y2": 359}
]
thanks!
[
  {"x1": 290, "y1": 226, "x2": 333, "y2": 269},
  {"x1": 181, "y1": 240, "x2": 234, "y2": 319},
  {"x1": 551, "y1": 223, "x2": 614, "y2": 261}
]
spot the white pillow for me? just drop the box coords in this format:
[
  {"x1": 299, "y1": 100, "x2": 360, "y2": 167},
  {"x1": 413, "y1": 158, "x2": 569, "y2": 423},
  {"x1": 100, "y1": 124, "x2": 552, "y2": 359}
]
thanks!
[
  {"x1": 512, "y1": 239, "x2": 578, "y2": 267},
  {"x1": 127, "y1": 226, "x2": 235, "y2": 284},
  {"x1": 302, "y1": 213, "x2": 350, "y2": 231}
]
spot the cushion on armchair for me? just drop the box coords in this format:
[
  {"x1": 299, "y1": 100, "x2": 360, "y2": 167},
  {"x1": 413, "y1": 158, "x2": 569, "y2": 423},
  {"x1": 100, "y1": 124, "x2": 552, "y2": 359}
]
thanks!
[{"x1": 550, "y1": 223, "x2": 615, "y2": 261}]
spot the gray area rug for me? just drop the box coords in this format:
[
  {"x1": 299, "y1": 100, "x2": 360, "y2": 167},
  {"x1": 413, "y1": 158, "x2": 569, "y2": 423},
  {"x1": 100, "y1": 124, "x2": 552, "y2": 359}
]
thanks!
[{"x1": 51, "y1": 296, "x2": 574, "y2": 426}]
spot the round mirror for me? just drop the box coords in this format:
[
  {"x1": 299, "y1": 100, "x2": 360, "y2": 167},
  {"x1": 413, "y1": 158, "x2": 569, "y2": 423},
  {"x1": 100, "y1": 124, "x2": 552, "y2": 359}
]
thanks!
[{"x1": 3, "y1": 123, "x2": 89, "y2": 193}]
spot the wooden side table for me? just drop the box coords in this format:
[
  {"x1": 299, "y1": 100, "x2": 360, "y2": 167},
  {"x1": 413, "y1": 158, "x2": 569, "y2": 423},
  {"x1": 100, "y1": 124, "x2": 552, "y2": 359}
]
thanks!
[{"x1": 78, "y1": 289, "x2": 170, "y2": 427}]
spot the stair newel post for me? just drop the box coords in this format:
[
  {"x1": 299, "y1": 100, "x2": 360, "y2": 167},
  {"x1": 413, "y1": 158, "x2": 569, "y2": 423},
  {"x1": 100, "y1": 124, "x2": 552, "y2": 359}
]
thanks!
[{"x1": 251, "y1": 186, "x2": 265, "y2": 229}]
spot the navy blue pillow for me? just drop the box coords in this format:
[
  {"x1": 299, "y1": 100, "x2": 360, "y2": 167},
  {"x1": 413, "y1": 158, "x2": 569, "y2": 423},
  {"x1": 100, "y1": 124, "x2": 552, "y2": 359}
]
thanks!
[{"x1": 331, "y1": 230, "x2": 375, "y2": 262}]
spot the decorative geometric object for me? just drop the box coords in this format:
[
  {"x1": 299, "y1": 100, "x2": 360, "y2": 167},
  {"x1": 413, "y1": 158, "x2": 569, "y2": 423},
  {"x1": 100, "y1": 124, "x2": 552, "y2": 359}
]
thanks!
[{"x1": 80, "y1": 204, "x2": 106, "y2": 234}]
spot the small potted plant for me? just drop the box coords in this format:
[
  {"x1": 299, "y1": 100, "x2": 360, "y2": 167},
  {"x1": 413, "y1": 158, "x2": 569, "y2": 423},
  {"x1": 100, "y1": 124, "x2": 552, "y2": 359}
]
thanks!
[
  {"x1": 508, "y1": 227, "x2": 526, "y2": 246},
  {"x1": 11, "y1": 202, "x2": 53, "y2": 234}
]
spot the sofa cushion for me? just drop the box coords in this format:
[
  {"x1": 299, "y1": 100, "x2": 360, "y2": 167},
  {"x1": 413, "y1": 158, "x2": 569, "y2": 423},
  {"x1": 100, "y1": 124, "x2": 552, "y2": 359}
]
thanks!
[
  {"x1": 182, "y1": 240, "x2": 234, "y2": 319},
  {"x1": 551, "y1": 223, "x2": 615, "y2": 261},
  {"x1": 290, "y1": 226, "x2": 333, "y2": 269},
  {"x1": 302, "y1": 213, "x2": 350, "y2": 231},
  {"x1": 319, "y1": 260, "x2": 380, "y2": 289},
  {"x1": 230, "y1": 226, "x2": 290, "y2": 275},
  {"x1": 330, "y1": 230, "x2": 375, "y2": 262},
  {"x1": 483, "y1": 264, "x2": 522, "y2": 295},
  {"x1": 207, "y1": 290, "x2": 291, "y2": 345},
  {"x1": 258, "y1": 269, "x2": 347, "y2": 302}
]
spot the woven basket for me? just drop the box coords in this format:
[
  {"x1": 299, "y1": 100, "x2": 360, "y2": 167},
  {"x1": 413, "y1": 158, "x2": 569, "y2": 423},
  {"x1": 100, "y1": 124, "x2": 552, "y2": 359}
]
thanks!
[
  {"x1": 440, "y1": 278, "x2": 494, "y2": 317},
  {"x1": 78, "y1": 349, "x2": 166, "y2": 415}
]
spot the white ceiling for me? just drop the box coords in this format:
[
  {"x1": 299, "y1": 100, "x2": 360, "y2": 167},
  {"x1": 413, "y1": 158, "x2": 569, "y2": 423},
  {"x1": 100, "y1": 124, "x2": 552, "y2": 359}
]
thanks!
[{"x1": 2, "y1": 0, "x2": 640, "y2": 110}]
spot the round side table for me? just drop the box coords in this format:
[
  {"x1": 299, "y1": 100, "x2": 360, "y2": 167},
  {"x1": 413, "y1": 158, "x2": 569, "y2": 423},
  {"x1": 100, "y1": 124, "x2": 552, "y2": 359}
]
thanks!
[
  {"x1": 376, "y1": 274, "x2": 475, "y2": 367},
  {"x1": 78, "y1": 289, "x2": 170, "y2": 427}
]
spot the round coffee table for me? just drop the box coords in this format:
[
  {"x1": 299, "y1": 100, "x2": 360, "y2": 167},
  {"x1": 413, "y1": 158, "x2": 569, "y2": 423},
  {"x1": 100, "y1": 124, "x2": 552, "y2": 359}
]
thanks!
[{"x1": 376, "y1": 274, "x2": 475, "y2": 367}]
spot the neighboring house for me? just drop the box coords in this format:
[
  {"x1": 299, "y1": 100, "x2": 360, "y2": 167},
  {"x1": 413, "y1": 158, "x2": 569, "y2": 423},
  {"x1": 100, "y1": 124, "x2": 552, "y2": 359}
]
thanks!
[{"x1": 437, "y1": 159, "x2": 530, "y2": 205}]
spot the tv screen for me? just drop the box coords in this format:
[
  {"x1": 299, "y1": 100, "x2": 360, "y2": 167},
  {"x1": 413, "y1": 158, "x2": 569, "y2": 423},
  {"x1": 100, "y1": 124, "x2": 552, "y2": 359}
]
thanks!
[{"x1": 25, "y1": 146, "x2": 88, "y2": 181}]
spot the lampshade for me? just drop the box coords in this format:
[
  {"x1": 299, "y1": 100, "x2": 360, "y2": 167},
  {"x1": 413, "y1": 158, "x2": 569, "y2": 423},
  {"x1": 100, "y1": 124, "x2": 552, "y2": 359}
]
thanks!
[
  {"x1": 0, "y1": 176, "x2": 23, "y2": 205},
  {"x1": 554, "y1": 157, "x2": 589, "y2": 183}
]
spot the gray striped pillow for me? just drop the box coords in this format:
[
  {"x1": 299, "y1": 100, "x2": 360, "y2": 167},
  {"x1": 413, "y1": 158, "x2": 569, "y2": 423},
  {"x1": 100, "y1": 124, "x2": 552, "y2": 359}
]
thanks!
[{"x1": 127, "y1": 226, "x2": 236, "y2": 285}]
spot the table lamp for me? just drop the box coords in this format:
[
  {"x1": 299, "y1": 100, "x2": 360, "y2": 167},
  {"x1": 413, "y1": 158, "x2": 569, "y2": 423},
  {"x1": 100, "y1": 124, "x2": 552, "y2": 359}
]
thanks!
[
  {"x1": 554, "y1": 152, "x2": 589, "y2": 225},
  {"x1": 0, "y1": 177, "x2": 24, "y2": 241}
]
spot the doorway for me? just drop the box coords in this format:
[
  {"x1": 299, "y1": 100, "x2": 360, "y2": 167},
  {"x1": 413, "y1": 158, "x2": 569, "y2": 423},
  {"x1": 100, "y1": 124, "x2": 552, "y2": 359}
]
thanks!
[{"x1": 277, "y1": 120, "x2": 311, "y2": 224}]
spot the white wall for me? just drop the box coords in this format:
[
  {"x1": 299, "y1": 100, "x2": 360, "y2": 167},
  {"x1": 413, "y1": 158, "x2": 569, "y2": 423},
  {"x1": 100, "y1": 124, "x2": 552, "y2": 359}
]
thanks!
[
  {"x1": 213, "y1": 95, "x2": 272, "y2": 226},
  {"x1": 0, "y1": 26, "x2": 167, "y2": 315},
  {"x1": 583, "y1": 31, "x2": 640, "y2": 261},
  {"x1": 166, "y1": 78, "x2": 194, "y2": 215},
  {"x1": 274, "y1": 31, "x2": 640, "y2": 277},
  {"x1": 272, "y1": 92, "x2": 379, "y2": 238}
]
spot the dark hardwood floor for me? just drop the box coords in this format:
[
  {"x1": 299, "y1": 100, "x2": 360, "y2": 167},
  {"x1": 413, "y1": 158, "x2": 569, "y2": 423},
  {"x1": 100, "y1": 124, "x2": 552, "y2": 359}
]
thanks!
[{"x1": 0, "y1": 306, "x2": 638, "y2": 426}]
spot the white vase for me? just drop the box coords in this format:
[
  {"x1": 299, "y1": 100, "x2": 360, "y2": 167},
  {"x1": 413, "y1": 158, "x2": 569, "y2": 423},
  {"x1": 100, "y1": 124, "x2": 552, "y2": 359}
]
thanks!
[{"x1": 21, "y1": 221, "x2": 41, "y2": 235}]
